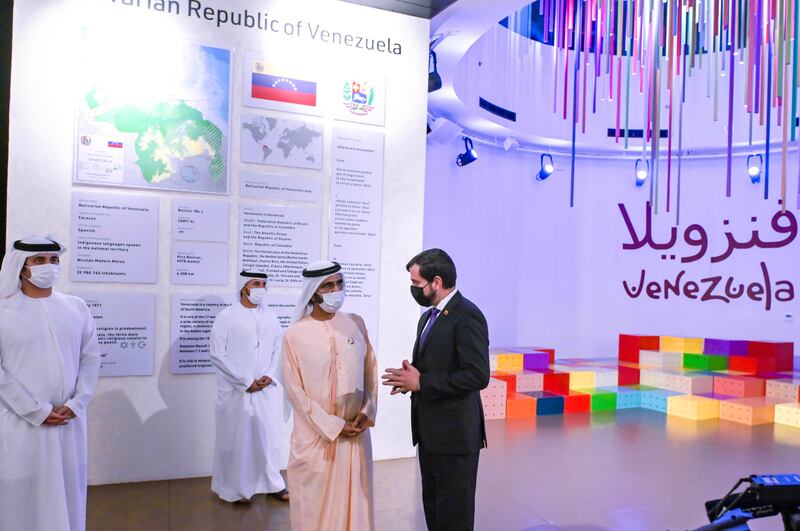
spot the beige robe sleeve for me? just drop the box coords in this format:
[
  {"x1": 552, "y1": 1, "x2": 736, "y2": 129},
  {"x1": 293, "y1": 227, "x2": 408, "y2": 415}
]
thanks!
[
  {"x1": 281, "y1": 336, "x2": 346, "y2": 442},
  {"x1": 352, "y1": 315, "x2": 378, "y2": 426}
]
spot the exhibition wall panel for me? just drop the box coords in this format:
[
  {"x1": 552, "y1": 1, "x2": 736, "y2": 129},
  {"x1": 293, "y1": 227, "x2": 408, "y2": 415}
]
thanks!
[{"x1": 8, "y1": 0, "x2": 428, "y2": 484}]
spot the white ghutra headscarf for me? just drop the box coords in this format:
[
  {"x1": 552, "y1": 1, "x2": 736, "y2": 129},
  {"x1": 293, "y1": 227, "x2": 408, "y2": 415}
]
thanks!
[{"x1": 290, "y1": 260, "x2": 342, "y2": 325}]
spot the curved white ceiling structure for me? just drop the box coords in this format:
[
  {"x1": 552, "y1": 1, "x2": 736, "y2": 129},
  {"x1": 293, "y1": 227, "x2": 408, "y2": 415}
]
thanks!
[{"x1": 429, "y1": 0, "x2": 795, "y2": 156}]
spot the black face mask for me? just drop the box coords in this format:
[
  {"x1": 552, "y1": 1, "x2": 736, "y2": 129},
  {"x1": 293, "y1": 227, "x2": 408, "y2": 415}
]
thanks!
[{"x1": 410, "y1": 283, "x2": 434, "y2": 307}]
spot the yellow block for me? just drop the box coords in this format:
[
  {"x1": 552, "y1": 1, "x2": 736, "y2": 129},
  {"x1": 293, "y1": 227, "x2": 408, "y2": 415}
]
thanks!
[
  {"x1": 660, "y1": 336, "x2": 685, "y2": 353},
  {"x1": 774, "y1": 403, "x2": 800, "y2": 428},
  {"x1": 719, "y1": 397, "x2": 781, "y2": 425},
  {"x1": 495, "y1": 353, "x2": 524, "y2": 371},
  {"x1": 568, "y1": 370, "x2": 596, "y2": 390},
  {"x1": 667, "y1": 394, "x2": 720, "y2": 420},
  {"x1": 683, "y1": 338, "x2": 704, "y2": 354},
  {"x1": 660, "y1": 336, "x2": 704, "y2": 354}
]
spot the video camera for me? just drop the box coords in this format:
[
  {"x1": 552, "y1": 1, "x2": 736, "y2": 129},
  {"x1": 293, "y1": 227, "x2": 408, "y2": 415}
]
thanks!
[{"x1": 692, "y1": 475, "x2": 800, "y2": 531}]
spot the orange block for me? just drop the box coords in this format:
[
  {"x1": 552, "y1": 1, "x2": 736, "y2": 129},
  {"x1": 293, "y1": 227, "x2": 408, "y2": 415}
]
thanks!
[
  {"x1": 719, "y1": 397, "x2": 783, "y2": 425},
  {"x1": 506, "y1": 393, "x2": 537, "y2": 418}
]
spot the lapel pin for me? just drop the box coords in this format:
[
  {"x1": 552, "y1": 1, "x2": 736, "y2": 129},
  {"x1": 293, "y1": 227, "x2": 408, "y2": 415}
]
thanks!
[{"x1": 443, "y1": 310, "x2": 449, "y2": 316}]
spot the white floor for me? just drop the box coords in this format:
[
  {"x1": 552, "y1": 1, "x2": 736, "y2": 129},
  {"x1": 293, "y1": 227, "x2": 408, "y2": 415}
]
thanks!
[{"x1": 88, "y1": 409, "x2": 800, "y2": 530}]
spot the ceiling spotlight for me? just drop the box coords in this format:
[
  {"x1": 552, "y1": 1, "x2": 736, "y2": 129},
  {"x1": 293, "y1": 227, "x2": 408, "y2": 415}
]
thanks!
[
  {"x1": 503, "y1": 137, "x2": 520, "y2": 151},
  {"x1": 747, "y1": 154, "x2": 762, "y2": 184},
  {"x1": 635, "y1": 159, "x2": 649, "y2": 187},
  {"x1": 536, "y1": 154, "x2": 555, "y2": 181},
  {"x1": 456, "y1": 137, "x2": 478, "y2": 167},
  {"x1": 428, "y1": 49, "x2": 442, "y2": 93}
]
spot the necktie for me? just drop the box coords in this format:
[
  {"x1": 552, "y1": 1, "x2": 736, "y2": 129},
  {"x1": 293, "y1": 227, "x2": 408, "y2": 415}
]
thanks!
[{"x1": 419, "y1": 308, "x2": 440, "y2": 347}]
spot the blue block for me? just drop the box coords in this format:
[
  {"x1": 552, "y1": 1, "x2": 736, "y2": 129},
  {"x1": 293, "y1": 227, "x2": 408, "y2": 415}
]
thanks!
[
  {"x1": 603, "y1": 386, "x2": 640, "y2": 409},
  {"x1": 640, "y1": 389, "x2": 682, "y2": 413},
  {"x1": 523, "y1": 391, "x2": 565, "y2": 415}
]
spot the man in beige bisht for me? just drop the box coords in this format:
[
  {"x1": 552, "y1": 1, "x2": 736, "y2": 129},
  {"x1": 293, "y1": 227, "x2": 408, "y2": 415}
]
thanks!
[{"x1": 281, "y1": 260, "x2": 378, "y2": 531}]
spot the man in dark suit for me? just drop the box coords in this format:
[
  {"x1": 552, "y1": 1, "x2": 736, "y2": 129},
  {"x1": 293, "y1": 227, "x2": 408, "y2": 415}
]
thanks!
[{"x1": 382, "y1": 248, "x2": 490, "y2": 531}]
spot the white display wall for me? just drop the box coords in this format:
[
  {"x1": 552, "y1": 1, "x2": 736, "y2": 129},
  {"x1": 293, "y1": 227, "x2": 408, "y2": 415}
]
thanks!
[
  {"x1": 7, "y1": 0, "x2": 429, "y2": 484},
  {"x1": 425, "y1": 136, "x2": 800, "y2": 356}
]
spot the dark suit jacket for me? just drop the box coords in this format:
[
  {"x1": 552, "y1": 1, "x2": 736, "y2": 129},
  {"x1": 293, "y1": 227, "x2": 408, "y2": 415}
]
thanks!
[{"x1": 411, "y1": 291, "x2": 490, "y2": 455}]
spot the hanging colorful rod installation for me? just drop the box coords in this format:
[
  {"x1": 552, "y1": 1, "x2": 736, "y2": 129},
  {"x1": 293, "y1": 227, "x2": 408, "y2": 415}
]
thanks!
[{"x1": 507, "y1": 0, "x2": 799, "y2": 214}]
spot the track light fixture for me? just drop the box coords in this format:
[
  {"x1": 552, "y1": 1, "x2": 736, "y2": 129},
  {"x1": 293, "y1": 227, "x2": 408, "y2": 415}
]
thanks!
[
  {"x1": 536, "y1": 154, "x2": 555, "y2": 181},
  {"x1": 747, "y1": 154, "x2": 762, "y2": 184},
  {"x1": 428, "y1": 49, "x2": 442, "y2": 93},
  {"x1": 456, "y1": 137, "x2": 478, "y2": 167},
  {"x1": 635, "y1": 159, "x2": 649, "y2": 187}
]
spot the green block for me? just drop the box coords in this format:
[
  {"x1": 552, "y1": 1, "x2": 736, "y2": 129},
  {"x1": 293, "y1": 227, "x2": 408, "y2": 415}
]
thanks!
[
  {"x1": 706, "y1": 355, "x2": 728, "y2": 371},
  {"x1": 683, "y1": 353, "x2": 728, "y2": 371},
  {"x1": 579, "y1": 388, "x2": 618, "y2": 411},
  {"x1": 683, "y1": 353, "x2": 705, "y2": 369}
]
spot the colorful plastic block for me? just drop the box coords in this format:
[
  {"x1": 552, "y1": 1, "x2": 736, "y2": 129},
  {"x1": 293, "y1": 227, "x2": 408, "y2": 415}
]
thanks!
[
  {"x1": 578, "y1": 388, "x2": 617, "y2": 411},
  {"x1": 619, "y1": 334, "x2": 660, "y2": 363},
  {"x1": 683, "y1": 353, "x2": 728, "y2": 371},
  {"x1": 712, "y1": 375, "x2": 766, "y2": 398},
  {"x1": 568, "y1": 370, "x2": 596, "y2": 390},
  {"x1": 490, "y1": 372, "x2": 517, "y2": 394},
  {"x1": 594, "y1": 368, "x2": 618, "y2": 387},
  {"x1": 508, "y1": 370, "x2": 544, "y2": 393},
  {"x1": 481, "y1": 378, "x2": 507, "y2": 420},
  {"x1": 495, "y1": 353, "x2": 524, "y2": 371},
  {"x1": 719, "y1": 397, "x2": 783, "y2": 425},
  {"x1": 728, "y1": 356, "x2": 760, "y2": 374},
  {"x1": 661, "y1": 370, "x2": 715, "y2": 395},
  {"x1": 561, "y1": 391, "x2": 591, "y2": 413},
  {"x1": 523, "y1": 391, "x2": 565, "y2": 415},
  {"x1": 640, "y1": 389, "x2": 682, "y2": 413},
  {"x1": 661, "y1": 336, "x2": 704, "y2": 354},
  {"x1": 640, "y1": 369, "x2": 668, "y2": 389},
  {"x1": 667, "y1": 394, "x2": 720, "y2": 420},
  {"x1": 704, "y1": 339, "x2": 749, "y2": 356},
  {"x1": 522, "y1": 352, "x2": 550, "y2": 371},
  {"x1": 774, "y1": 402, "x2": 800, "y2": 428},
  {"x1": 532, "y1": 370, "x2": 570, "y2": 395},
  {"x1": 639, "y1": 350, "x2": 683, "y2": 368},
  {"x1": 506, "y1": 393, "x2": 537, "y2": 418},
  {"x1": 618, "y1": 363, "x2": 640, "y2": 385},
  {"x1": 748, "y1": 341, "x2": 794, "y2": 372},
  {"x1": 515, "y1": 346, "x2": 556, "y2": 365},
  {"x1": 609, "y1": 386, "x2": 643, "y2": 409},
  {"x1": 765, "y1": 379, "x2": 800, "y2": 402}
]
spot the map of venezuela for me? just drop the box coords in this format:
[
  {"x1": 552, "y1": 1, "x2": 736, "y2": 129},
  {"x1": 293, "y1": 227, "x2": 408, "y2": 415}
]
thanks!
[{"x1": 75, "y1": 38, "x2": 231, "y2": 194}]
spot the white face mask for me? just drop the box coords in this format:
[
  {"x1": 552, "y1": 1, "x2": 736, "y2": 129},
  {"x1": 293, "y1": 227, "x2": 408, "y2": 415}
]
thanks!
[
  {"x1": 318, "y1": 290, "x2": 345, "y2": 313},
  {"x1": 246, "y1": 287, "x2": 267, "y2": 306},
  {"x1": 25, "y1": 263, "x2": 60, "y2": 289}
]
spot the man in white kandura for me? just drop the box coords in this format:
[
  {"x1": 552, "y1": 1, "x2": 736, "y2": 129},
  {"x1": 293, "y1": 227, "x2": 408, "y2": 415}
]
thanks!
[
  {"x1": 282, "y1": 260, "x2": 378, "y2": 531},
  {"x1": 0, "y1": 236, "x2": 101, "y2": 531},
  {"x1": 209, "y1": 269, "x2": 290, "y2": 504}
]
